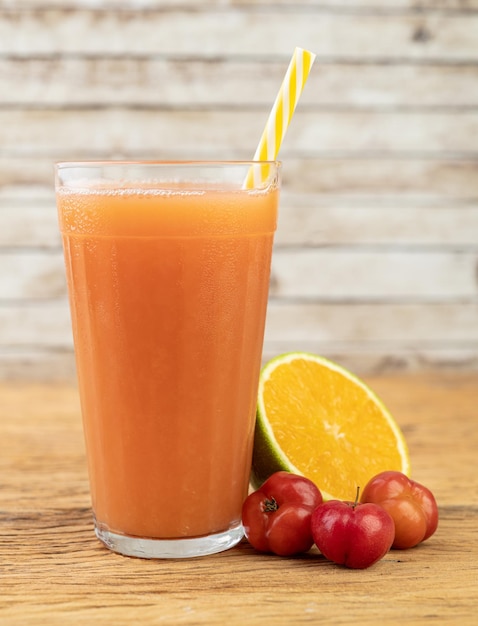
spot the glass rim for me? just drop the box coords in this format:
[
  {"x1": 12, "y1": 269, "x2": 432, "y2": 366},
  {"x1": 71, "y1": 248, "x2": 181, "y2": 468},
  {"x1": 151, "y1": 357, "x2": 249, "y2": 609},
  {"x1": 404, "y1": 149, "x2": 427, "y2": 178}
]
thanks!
[{"x1": 55, "y1": 159, "x2": 282, "y2": 170}]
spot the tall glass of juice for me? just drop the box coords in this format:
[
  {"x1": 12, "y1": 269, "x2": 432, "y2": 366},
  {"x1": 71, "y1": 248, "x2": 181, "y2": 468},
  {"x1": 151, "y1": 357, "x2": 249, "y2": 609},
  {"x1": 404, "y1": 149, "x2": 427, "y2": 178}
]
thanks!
[{"x1": 55, "y1": 161, "x2": 280, "y2": 558}]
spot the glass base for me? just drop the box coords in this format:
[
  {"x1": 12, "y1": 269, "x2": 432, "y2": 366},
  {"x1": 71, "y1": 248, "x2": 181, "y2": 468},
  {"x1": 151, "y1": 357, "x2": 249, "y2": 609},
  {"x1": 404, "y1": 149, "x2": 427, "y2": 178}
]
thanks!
[{"x1": 95, "y1": 522, "x2": 244, "y2": 559}]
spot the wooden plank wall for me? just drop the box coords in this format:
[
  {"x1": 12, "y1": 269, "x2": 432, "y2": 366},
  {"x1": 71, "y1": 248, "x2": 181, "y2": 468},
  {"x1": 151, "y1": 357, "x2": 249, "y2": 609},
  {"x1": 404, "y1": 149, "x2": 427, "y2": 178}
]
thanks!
[{"x1": 0, "y1": 0, "x2": 477, "y2": 380}]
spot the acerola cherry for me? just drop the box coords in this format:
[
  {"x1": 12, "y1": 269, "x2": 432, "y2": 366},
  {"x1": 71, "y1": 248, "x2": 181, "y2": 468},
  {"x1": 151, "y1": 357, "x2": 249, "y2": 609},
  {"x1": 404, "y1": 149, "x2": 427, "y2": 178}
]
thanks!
[
  {"x1": 360, "y1": 471, "x2": 439, "y2": 549},
  {"x1": 242, "y1": 471, "x2": 323, "y2": 556},
  {"x1": 311, "y1": 493, "x2": 395, "y2": 569}
]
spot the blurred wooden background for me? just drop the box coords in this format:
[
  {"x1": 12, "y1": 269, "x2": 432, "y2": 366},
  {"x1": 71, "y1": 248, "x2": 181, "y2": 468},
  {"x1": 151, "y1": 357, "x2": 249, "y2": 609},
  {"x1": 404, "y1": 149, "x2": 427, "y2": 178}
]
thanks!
[{"x1": 0, "y1": 0, "x2": 477, "y2": 380}]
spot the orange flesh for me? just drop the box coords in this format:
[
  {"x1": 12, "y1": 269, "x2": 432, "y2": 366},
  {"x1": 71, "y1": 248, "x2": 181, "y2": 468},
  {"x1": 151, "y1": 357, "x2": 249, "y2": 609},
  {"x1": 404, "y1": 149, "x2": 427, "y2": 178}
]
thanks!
[{"x1": 263, "y1": 358, "x2": 407, "y2": 500}]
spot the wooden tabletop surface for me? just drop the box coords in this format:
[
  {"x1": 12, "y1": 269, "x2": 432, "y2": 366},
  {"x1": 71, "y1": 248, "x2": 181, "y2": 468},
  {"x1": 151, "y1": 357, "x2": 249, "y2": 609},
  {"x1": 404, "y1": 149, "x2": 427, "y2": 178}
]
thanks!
[{"x1": 1, "y1": 373, "x2": 477, "y2": 625}]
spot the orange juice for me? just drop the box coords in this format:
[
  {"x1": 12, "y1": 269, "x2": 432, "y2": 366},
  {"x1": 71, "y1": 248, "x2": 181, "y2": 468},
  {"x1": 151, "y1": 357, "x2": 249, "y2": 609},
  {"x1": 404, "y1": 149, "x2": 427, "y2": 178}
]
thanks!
[{"x1": 56, "y1": 162, "x2": 280, "y2": 557}]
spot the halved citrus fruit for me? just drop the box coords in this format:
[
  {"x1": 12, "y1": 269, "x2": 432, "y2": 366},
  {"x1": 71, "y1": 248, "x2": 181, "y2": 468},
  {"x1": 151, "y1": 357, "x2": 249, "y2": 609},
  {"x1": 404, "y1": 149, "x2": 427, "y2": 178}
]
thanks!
[{"x1": 252, "y1": 352, "x2": 410, "y2": 500}]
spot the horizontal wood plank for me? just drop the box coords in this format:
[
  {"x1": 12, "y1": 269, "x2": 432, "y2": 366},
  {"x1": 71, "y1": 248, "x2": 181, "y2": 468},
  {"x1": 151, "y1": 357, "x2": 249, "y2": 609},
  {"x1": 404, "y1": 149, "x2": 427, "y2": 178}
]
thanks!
[
  {"x1": 3, "y1": 192, "x2": 478, "y2": 249},
  {"x1": 0, "y1": 253, "x2": 66, "y2": 299},
  {"x1": 6, "y1": 1, "x2": 478, "y2": 10},
  {"x1": 1, "y1": 109, "x2": 477, "y2": 156},
  {"x1": 262, "y1": 343, "x2": 478, "y2": 372},
  {"x1": 1, "y1": 58, "x2": 477, "y2": 108},
  {"x1": 276, "y1": 196, "x2": 478, "y2": 247},
  {"x1": 1, "y1": 301, "x2": 476, "y2": 347},
  {"x1": 0, "y1": 303, "x2": 72, "y2": 347},
  {"x1": 1, "y1": 249, "x2": 477, "y2": 300},
  {"x1": 0, "y1": 206, "x2": 61, "y2": 248},
  {"x1": 265, "y1": 301, "x2": 478, "y2": 344},
  {"x1": 1, "y1": 157, "x2": 477, "y2": 197},
  {"x1": 7, "y1": 1, "x2": 478, "y2": 10},
  {"x1": 282, "y1": 158, "x2": 478, "y2": 196},
  {"x1": 0, "y1": 348, "x2": 76, "y2": 380},
  {"x1": 1, "y1": 8, "x2": 477, "y2": 61},
  {"x1": 270, "y1": 249, "x2": 478, "y2": 299},
  {"x1": 2, "y1": 343, "x2": 476, "y2": 381}
]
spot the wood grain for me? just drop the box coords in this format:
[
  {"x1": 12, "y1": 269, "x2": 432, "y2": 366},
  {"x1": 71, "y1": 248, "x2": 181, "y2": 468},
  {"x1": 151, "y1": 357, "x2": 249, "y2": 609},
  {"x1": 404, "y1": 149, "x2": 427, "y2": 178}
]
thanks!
[
  {"x1": 0, "y1": 0, "x2": 477, "y2": 378},
  {"x1": 2, "y1": 57, "x2": 478, "y2": 108},
  {"x1": 3, "y1": 194, "x2": 478, "y2": 249},
  {"x1": 1, "y1": 7, "x2": 477, "y2": 60},
  {"x1": 2, "y1": 248, "x2": 477, "y2": 301},
  {"x1": 2, "y1": 109, "x2": 478, "y2": 155},
  {"x1": 0, "y1": 375, "x2": 477, "y2": 624},
  {"x1": 7, "y1": 0, "x2": 478, "y2": 9},
  {"x1": 1, "y1": 300, "x2": 477, "y2": 346},
  {"x1": 2, "y1": 157, "x2": 477, "y2": 195}
]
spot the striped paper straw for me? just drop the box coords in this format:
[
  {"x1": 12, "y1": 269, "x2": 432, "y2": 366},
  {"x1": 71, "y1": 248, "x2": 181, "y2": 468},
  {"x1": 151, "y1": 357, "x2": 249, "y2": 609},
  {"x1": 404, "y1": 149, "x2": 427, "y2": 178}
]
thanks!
[{"x1": 244, "y1": 47, "x2": 316, "y2": 188}]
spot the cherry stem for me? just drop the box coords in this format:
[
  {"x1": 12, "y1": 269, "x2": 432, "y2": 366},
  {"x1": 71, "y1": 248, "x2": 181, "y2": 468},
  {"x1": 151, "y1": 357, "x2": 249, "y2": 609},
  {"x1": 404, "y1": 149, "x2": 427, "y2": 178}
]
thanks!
[
  {"x1": 353, "y1": 486, "x2": 361, "y2": 508},
  {"x1": 263, "y1": 497, "x2": 279, "y2": 513}
]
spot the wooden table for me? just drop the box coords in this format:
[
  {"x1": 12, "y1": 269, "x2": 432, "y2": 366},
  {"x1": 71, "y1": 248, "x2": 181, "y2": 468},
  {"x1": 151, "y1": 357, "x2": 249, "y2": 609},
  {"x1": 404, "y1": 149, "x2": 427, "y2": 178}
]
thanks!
[{"x1": 1, "y1": 373, "x2": 477, "y2": 625}]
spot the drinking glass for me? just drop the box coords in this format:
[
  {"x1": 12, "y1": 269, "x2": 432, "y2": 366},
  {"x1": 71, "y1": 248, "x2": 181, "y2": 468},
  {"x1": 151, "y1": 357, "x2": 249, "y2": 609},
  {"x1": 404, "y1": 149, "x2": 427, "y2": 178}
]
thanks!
[{"x1": 55, "y1": 161, "x2": 280, "y2": 558}]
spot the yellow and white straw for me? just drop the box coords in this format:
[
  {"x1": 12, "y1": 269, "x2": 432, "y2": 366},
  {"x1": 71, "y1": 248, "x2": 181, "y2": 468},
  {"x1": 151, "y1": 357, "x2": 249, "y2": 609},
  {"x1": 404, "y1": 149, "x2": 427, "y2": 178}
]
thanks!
[{"x1": 244, "y1": 47, "x2": 316, "y2": 188}]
